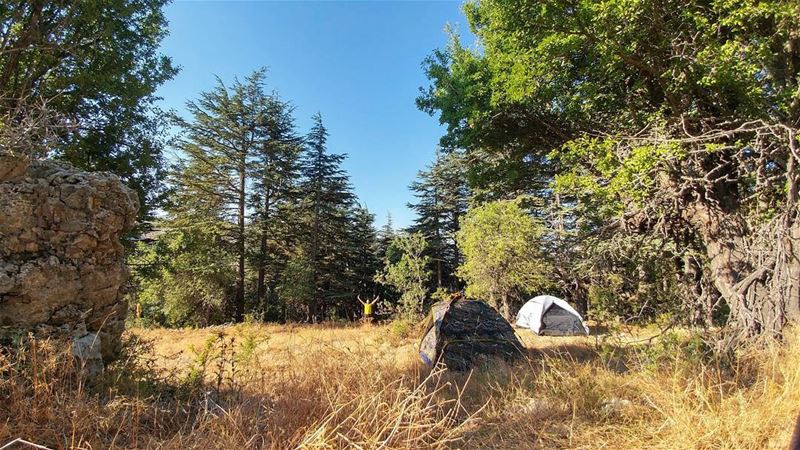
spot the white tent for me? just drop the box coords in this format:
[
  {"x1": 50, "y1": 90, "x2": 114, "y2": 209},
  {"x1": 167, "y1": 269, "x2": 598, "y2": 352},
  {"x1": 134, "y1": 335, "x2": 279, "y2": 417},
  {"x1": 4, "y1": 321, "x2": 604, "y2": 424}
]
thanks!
[{"x1": 516, "y1": 295, "x2": 589, "y2": 335}]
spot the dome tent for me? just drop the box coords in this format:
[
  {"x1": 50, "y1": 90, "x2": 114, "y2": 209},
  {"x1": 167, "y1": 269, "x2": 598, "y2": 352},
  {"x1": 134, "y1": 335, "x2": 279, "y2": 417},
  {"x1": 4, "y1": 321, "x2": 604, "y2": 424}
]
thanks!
[
  {"x1": 418, "y1": 297, "x2": 523, "y2": 371},
  {"x1": 516, "y1": 295, "x2": 589, "y2": 336}
]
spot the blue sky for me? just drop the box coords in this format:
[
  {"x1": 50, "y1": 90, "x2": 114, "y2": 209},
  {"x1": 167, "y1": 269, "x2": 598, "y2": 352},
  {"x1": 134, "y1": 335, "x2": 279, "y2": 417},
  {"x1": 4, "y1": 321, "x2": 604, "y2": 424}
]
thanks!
[{"x1": 156, "y1": 0, "x2": 474, "y2": 229}]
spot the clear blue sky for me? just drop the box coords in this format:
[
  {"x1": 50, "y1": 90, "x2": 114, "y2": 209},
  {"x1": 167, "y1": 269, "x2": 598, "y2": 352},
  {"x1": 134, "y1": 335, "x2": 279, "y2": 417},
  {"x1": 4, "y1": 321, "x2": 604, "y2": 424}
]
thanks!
[{"x1": 156, "y1": 0, "x2": 474, "y2": 229}]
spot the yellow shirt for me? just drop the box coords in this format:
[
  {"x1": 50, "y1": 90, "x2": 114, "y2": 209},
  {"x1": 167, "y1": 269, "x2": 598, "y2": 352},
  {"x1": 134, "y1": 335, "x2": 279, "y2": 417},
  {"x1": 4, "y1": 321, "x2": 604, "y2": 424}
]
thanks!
[{"x1": 364, "y1": 303, "x2": 373, "y2": 316}]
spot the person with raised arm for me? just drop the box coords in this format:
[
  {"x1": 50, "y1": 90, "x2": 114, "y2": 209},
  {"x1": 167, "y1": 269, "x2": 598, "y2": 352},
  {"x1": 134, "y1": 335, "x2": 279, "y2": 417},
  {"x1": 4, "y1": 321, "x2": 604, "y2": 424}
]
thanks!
[{"x1": 357, "y1": 294, "x2": 379, "y2": 324}]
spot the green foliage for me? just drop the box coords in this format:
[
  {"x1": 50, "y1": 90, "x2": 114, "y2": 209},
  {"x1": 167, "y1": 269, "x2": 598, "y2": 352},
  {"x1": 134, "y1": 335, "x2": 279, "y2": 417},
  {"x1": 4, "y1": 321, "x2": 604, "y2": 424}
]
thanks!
[
  {"x1": 407, "y1": 150, "x2": 469, "y2": 290},
  {"x1": 277, "y1": 252, "x2": 315, "y2": 320},
  {"x1": 456, "y1": 199, "x2": 551, "y2": 317},
  {"x1": 553, "y1": 136, "x2": 687, "y2": 228},
  {"x1": 182, "y1": 332, "x2": 264, "y2": 393},
  {"x1": 376, "y1": 232, "x2": 432, "y2": 320},
  {"x1": 637, "y1": 331, "x2": 709, "y2": 369},
  {"x1": 130, "y1": 229, "x2": 233, "y2": 327},
  {"x1": 131, "y1": 72, "x2": 379, "y2": 325},
  {"x1": 0, "y1": 1, "x2": 178, "y2": 227},
  {"x1": 430, "y1": 287, "x2": 454, "y2": 303},
  {"x1": 389, "y1": 317, "x2": 416, "y2": 341},
  {"x1": 298, "y1": 113, "x2": 371, "y2": 320},
  {"x1": 344, "y1": 205, "x2": 382, "y2": 299},
  {"x1": 171, "y1": 70, "x2": 285, "y2": 321},
  {"x1": 247, "y1": 89, "x2": 304, "y2": 316},
  {"x1": 420, "y1": 0, "x2": 800, "y2": 332}
]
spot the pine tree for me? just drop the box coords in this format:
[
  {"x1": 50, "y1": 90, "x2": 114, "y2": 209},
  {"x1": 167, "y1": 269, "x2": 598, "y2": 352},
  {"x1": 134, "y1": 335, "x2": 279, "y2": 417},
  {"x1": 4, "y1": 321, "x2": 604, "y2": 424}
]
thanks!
[
  {"x1": 373, "y1": 213, "x2": 399, "y2": 302},
  {"x1": 344, "y1": 205, "x2": 381, "y2": 304},
  {"x1": 132, "y1": 73, "x2": 377, "y2": 326},
  {"x1": 376, "y1": 213, "x2": 396, "y2": 263},
  {"x1": 299, "y1": 113, "x2": 356, "y2": 321},
  {"x1": 172, "y1": 70, "x2": 274, "y2": 322},
  {"x1": 154, "y1": 157, "x2": 238, "y2": 325},
  {"x1": 248, "y1": 96, "x2": 303, "y2": 314},
  {"x1": 408, "y1": 150, "x2": 469, "y2": 290}
]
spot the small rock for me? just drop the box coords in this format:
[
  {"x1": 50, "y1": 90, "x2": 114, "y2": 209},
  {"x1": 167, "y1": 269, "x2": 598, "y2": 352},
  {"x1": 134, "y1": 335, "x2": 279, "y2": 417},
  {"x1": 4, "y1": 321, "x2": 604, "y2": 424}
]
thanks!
[
  {"x1": 601, "y1": 397, "x2": 633, "y2": 415},
  {"x1": 72, "y1": 332, "x2": 104, "y2": 376}
]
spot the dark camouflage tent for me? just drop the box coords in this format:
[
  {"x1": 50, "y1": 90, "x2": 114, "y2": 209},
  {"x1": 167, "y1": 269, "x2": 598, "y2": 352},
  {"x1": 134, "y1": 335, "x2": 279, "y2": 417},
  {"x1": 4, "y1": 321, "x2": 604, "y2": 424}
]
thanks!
[{"x1": 418, "y1": 298, "x2": 524, "y2": 371}]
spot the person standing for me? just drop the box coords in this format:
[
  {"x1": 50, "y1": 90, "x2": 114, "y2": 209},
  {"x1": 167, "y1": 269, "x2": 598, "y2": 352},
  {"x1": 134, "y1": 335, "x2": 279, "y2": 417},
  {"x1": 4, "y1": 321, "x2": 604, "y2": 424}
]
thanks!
[{"x1": 358, "y1": 295, "x2": 379, "y2": 324}]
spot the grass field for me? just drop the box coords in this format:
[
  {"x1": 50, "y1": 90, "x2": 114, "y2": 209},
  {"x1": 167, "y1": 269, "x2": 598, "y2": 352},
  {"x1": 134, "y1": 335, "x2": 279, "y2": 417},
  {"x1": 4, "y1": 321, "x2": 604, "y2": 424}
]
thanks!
[{"x1": 1, "y1": 322, "x2": 799, "y2": 449}]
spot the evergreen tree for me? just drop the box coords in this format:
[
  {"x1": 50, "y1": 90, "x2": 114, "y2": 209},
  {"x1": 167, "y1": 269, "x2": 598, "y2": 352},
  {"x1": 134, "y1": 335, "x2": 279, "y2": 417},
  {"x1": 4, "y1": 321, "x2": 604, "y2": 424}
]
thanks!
[
  {"x1": 248, "y1": 95, "x2": 303, "y2": 314},
  {"x1": 376, "y1": 213, "x2": 396, "y2": 263},
  {"x1": 407, "y1": 150, "x2": 469, "y2": 289},
  {"x1": 142, "y1": 156, "x2": 237, "y2": 326},
  {"x1": 345, "y1": 205, "x2": 381, "y2": 302},
  {"x1": 172, "y1": 70, "x2": 274, "y2": 322},
  {"x1": 299, "y1": 113, "x2": 356, "y2": 321},
  {"x1": 373, "y1": 213, "x2": 399, "y2": 302}
]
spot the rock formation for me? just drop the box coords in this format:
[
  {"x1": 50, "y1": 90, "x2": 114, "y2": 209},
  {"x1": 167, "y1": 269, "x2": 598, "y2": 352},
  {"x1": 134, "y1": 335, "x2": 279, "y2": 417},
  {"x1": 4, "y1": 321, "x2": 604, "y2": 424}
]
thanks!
[{"x1": 0, "y1": 155, "x2": 138, "y2": 366}]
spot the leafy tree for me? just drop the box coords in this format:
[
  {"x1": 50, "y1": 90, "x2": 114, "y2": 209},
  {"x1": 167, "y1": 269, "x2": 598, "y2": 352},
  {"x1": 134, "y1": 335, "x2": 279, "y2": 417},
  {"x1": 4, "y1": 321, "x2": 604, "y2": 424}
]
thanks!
[
  {"x1": 376, "y1": 232, "x2": 431, "y2": 320},
  {"x1": 417, "y1": 34, "x2": 562, "y2": 203},
  {"x1": 0, "y1": 1, "x2": 178, "y2": 226},
  {"x1": 130, "y1": 228, "x2": 234, "y2": 327},
  {"x1": 421, "y1": 0, "x2": 800, "y2": 338},
  {"x1": 456, "y1": 199, "x2": 551, "y2": 320}
]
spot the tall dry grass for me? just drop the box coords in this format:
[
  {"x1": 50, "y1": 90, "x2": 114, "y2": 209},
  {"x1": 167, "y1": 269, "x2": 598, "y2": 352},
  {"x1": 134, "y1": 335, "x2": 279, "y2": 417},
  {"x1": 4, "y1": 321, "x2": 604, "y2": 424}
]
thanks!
[{"x1": 0, "y1": 324, "x2": 798, "y2": 449}]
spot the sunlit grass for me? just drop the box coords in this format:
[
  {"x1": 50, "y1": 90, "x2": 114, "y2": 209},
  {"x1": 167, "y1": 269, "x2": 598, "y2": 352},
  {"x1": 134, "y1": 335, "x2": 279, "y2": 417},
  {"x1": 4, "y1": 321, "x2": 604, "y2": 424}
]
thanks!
[{"x1": 1, "y1": 323, "x2": 798, "y2": 449}]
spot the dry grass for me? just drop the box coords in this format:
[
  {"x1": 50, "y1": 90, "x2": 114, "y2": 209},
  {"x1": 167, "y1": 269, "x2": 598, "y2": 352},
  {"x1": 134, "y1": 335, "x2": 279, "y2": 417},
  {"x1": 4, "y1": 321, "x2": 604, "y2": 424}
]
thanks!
[{"x1": 1, "y1": 322, "x2": 798, "y2": 449}]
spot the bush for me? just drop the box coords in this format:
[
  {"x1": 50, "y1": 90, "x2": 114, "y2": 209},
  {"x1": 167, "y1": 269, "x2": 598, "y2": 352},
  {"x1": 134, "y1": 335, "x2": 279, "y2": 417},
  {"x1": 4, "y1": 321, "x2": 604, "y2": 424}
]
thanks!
[{"x1": 389, "y1": 317, "x2": 417, "y2": 341}]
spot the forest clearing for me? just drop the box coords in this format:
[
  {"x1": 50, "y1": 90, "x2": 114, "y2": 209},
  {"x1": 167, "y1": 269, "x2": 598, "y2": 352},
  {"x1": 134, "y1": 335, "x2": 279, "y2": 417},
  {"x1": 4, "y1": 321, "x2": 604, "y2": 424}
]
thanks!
[
  {"x1": 2, "y1": 0, "x2": 800, "y2": 448},
  {"x1": 2, "y1": 323, "x2": 799, "y2": 449}
]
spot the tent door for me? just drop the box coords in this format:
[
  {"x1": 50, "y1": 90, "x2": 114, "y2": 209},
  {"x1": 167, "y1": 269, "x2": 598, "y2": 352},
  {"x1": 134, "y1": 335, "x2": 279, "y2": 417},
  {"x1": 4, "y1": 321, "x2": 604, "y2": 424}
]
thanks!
[{"x1": 540, "y1": 304, "x2": 585, "y2": 336}]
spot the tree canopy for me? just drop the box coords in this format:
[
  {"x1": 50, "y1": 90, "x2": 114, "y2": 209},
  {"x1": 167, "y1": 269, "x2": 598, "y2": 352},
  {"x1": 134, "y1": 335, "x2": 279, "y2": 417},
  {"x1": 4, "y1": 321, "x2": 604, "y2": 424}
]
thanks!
[
  {"x1": 132, "y1": 72, "x2": 381, "y2": 325},
  {"x1": 0, "y1": 1, "x2": 178, "y2": 226},
  {"x1": 456, "y1": 199, "x2": 551, "y2": 320},
  {"x1": 419, "y1": 0, "x2": 800, "y2": 338},
  {"x1": 8, "y1": 0, "x2": 800, "y2": 337}
]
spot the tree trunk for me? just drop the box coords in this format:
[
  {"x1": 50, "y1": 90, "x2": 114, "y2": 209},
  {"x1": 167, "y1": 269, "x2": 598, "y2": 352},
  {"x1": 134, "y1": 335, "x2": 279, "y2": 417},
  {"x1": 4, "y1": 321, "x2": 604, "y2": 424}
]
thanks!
[
  {"x1": 572, "y1": 281, "x2": 589, "y2": 318},
  {"x1": 234, "y1": 164, "x2": 246, "y2": 323},
  {"x1": 500, "y1": 293, "x2": 511, "y2": 322},
  {"x1": 783, "y1": 137, "x2": 800, "y2": 325},
  {"x1": 683, "y1": 201, "x2": 800, "y2": 337},
  {"x1": 436, "y1": 259, "x2": 442, "y2": 288},
  {"x1": 451, "y1": 220, "x2": 461, "y2": 289},
  {"x1": 310, "y1": 204, "x2": 320, "y2": 323},
  {"x1": 554, "y1": 193, "x2": 564, "y2": 234},
  {"x1": 682, "y1": 254, "x2": 710, "y2": 326},
  {"x1": 257, "y1": 232, "x2": 266, "y2": 301},
  {"x1": 257, "y1": 197, "x2": 271, "y2": 309}
]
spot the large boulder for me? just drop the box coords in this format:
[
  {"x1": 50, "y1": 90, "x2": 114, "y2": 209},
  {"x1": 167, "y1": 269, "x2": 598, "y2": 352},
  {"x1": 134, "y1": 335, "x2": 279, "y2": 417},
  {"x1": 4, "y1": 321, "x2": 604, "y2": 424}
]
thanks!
[{"x1": 0, "y1": 155, "x2": 138, "y2": 364}]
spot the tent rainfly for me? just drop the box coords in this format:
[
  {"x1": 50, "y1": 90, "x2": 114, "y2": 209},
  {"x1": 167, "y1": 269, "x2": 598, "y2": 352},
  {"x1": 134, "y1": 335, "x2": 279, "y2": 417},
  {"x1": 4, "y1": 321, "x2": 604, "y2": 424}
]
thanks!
[
  {"x1": 419, "y1": 298, "x2": 523, "y2": 371},
  {"x1": 516, "y1": 295, "x2": 589, "y2": 336}
]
